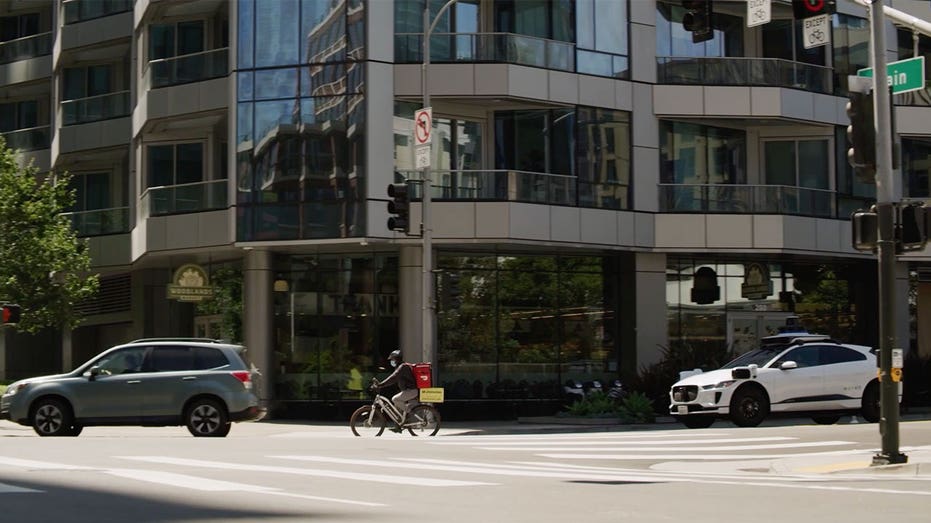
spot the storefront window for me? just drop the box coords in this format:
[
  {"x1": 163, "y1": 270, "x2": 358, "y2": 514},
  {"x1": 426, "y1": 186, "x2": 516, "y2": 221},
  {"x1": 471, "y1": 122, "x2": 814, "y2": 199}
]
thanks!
[
  {"x1": 273, "y1": 254, "x2": 399, "y2": 402},
  {"x1": 436, "y1": 253, "x2": 619, "y2": 401}
]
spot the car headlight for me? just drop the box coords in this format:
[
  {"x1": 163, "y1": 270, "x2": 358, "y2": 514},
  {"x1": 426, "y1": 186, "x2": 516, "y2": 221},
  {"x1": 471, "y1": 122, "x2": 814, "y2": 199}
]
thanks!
[
  {"x1": 3, "y1": 382, "x2": 29, "y2": 396},
  {"x1": 702, "y1": 380, "x2": 737, "y2": 390}
]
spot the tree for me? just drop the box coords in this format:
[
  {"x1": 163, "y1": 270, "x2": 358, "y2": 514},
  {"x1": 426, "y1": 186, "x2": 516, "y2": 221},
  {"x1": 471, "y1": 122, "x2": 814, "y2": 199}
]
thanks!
[{"x1": 0, "y1": 138, "x2": 99, "y2": 333}]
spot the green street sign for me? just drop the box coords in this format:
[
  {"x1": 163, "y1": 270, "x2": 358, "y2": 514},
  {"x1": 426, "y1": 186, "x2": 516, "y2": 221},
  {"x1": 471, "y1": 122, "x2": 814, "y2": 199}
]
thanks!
[{"x1": 858, "y1": 56, "x2": 926, "y2": 94}]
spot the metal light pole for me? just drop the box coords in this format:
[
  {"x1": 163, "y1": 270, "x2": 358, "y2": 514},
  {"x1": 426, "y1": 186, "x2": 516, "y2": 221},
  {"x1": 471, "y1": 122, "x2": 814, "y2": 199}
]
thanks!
[
  {"x1": 421, "y1": 0, "x2": 458, "y2": 370},
  {"x1": 867, "y1": 0, "x2": 906, "y2": 466}
]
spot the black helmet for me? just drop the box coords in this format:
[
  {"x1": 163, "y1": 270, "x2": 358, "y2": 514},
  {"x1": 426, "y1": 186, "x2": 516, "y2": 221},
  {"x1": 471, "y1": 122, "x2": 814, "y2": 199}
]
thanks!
[{"x1": 388, "y1": 349, "x2": 402, "y2": 362}]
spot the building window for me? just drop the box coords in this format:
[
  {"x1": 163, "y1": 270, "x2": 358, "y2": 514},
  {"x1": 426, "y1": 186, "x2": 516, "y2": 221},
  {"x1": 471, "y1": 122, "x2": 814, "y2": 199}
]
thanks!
[
  {"x1": 0, "y1": 100, "x2": 37, "y2": 131},
  {"x1": 660, "y1": 122, "x2": 746, "y2": 185},
  {"x1": 903, "y1": 137, "x2": 931, "y2": 199},
  {"x1": 763, "y1": 139, "x2": 829, "y2": 189},
  {"x1": 0, "y1": 13, "x2": 39, "y2": 41},
  {"x1": 69, "y1": 172, "x2": 111, "y2": 212},
  {"x1": 832, "y1": 14, "x2": 869, "y2": 96},
  {"x1": 656, "y1": 2, "x2": 743, "y2": 58},
  {"x1": 149, "y1": 20, "x2": 205, "y2": 61},
  {"x1": 146, "y1": 143, "x2": 204, "y2": 188}
]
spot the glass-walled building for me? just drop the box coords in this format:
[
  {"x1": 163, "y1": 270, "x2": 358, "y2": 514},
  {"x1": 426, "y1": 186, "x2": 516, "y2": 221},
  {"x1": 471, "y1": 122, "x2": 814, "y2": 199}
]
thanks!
[{"x1": 5, "y1": 0, "x2": 931, "y2": 419}]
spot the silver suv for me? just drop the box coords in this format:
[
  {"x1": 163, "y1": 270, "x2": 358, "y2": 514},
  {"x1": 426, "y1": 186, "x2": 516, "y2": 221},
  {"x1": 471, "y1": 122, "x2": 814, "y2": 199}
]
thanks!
[{"x1": 1, "y1": 338, "x2": 265, "y2": 437}]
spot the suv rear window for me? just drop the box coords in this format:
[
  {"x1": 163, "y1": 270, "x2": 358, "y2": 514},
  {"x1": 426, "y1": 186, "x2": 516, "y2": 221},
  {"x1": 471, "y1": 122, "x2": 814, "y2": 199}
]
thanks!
[
  {"x1": 147, "y1": 346, "x2": 230, "y2": 371},
  {"x1": 193, "y1": 346, "x2": 229, "y2": 369}
]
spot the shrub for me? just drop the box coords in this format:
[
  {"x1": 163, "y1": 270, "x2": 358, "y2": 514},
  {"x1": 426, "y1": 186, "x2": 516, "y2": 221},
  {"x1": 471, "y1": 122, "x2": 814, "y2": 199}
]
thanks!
[
  {"x1": 618, "y1": 391, "x2": 655, "y2": 424},
  {"x1": 563, "y1": 391, "x2": 617, "y2": 417}
]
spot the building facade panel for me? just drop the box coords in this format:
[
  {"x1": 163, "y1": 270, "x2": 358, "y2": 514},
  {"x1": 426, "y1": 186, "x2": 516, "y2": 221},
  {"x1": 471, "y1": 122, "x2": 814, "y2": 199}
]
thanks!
[{"x1": 6, "y1": 0, "x2": 931, "y2": 419}]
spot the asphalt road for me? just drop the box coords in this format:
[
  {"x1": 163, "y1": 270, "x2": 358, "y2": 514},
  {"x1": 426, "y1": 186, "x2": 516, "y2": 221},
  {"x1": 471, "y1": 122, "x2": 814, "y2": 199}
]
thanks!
[{"x1": 0, "y1": 417, "x2": 929, "y2": 523}]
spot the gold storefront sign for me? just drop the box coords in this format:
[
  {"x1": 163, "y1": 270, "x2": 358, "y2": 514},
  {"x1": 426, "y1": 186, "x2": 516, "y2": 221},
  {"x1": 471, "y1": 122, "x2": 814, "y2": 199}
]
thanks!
[
  {"x1": 741, "y1": 262, "x2": 773, "y2": 300},
  {"x1": 167, "y1": 264, "x2": 214, "y2": 302}
]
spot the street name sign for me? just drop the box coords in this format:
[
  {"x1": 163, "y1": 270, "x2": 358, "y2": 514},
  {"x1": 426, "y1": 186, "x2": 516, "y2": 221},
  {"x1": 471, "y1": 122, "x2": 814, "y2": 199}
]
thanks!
[{"x1": 858, "y1": 56, "x2": 926, "y2": 95}]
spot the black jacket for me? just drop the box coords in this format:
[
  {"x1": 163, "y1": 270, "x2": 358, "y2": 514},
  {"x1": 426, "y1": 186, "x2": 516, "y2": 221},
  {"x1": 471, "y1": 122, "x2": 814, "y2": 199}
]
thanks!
[{"x1": 377, "y1": 363, "x2": 417, "y2": 391}]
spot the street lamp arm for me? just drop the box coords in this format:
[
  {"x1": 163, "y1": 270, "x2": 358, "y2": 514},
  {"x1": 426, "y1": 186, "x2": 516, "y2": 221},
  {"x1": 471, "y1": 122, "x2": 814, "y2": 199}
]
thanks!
[{"x1": 427, "y1": 0, "x2": 460, "y2": 39}]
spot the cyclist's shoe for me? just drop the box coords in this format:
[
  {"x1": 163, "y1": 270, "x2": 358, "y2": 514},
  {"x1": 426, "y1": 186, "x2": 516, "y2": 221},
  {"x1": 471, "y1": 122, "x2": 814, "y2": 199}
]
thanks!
[{"x1": 389, "y1": 426, "x2": 403, "y2": 433}]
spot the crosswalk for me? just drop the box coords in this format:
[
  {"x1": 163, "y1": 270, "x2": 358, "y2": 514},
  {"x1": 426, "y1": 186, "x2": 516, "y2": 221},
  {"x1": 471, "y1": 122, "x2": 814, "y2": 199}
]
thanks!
[{"x1": 0, "y1": 430, "x2": 929, "y2": 506}]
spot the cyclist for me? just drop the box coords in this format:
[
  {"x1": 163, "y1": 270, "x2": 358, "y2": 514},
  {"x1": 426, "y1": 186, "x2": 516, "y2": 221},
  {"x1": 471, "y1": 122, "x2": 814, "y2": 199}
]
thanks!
[{"x1": 373, "y1": 350, "x2": 418, "y2": 428}]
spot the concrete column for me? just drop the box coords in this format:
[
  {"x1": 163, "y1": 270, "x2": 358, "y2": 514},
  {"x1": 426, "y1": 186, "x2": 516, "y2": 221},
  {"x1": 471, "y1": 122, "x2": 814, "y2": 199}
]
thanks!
[
  {"x1": 243, "y1": 249, "x2": 275, "y2": 409},
  {"x1": 634, "y1": 252, "x2": 668, "y2": 370},
  {"x1": 398, "y1": 245, "x2": 422, "y2": 361}
]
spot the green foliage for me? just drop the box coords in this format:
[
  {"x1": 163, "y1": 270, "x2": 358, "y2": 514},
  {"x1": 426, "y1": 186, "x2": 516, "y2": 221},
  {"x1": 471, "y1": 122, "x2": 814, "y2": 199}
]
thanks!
[
  {"x1": 564, "y1": 390, "x2": 617, "y2": 417},
  {"x1": 618, "y1": 391, "x2": 655, "y2": 424},
  {"x1": 194, "y1": 265, "x2": 242, "y2": 342},
  {"x1": 0, "y1": 139, "x2": 99, "y2": 333}
]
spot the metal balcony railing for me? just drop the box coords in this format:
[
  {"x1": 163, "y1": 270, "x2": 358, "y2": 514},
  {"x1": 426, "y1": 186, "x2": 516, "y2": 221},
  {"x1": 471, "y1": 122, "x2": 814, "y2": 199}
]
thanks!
[
  {"x1": 142, "y1": 179, "x2": 227, "y2": 217},
  {"x1": 62, "y1": 0, "x2": 132, "y2": 24},
  {"x1": 0, "y1": 32, "x2": 53, "y2": 64},
  {"x1": 658, "y1": 183, "x2": 835, "y2": 217},
  {"x1": 397, "y1": 169, "x2": 629, "y2": 209},
  {"x1": 62, "y1": 206, "x2": 130, "y2": 236},
  {"x1": 396, "y1": 32, "x2": 576, "y2": 72},
  {"x1": 1, "y1": 125, "x2": 50, "y2": 151},
  {"x1": 656, "y1": 56, "x2": 832, "y2": 94},
  {"x1": 61, "y1": 90, "x2": 131, "y2": 125},
  {"x1": 146, "y1": 48, "x2": 229, "y2": 89}
]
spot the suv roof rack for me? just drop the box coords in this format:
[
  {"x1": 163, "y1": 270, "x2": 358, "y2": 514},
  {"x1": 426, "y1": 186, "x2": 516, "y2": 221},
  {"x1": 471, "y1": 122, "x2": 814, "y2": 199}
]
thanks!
[{"x1": 128, "y1": 337, "x2": 225, "y2": 344}]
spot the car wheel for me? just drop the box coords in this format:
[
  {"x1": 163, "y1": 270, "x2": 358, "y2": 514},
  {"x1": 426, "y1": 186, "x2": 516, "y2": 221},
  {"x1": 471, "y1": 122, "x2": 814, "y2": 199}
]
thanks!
[
  {"x1": 31, "y1": 398, "x2": 75, "y2": 437},
  {"x1": 861, "y1": 381, "x2": 880, "y2": 423},
  {"x1": 185, "y1": 398, "x2": 230, "y2": 437},
  {"x1": 729, "y1": 386, "x2": 769, "y2": 427},
  {"x1": 678, "y1": 415, "x2": 715, "y2": 429},
  {"x1": 811, "y1": 415, "x2": 841, "y2": 425}
]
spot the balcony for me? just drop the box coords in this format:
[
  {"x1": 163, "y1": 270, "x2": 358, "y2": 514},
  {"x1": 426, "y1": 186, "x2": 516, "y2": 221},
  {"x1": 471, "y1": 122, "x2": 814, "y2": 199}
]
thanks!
[
  {"x1": 656, "y1": 56, "x2": 832, "y2": 94},
  {"x1": 62, "y1": 0, "x2": 133, "y2": 24},
  {"x1": 61, "y1": 90, "x2": 131, "y2": 126},
  {"x1": 142, "y1": 180, "x2": 227, "y2": 217},
  {"x1": 62, "y1": 206, "x2": 130, "y2": 236},
  {"x1": 146, "y1": 48, "x2": 229, "y2": 89},
  {"x1": 658, "y1": 184, "x2": 835, "y2": 218},
  {"x1": 1, "y1": 125, "x2": 50, "y2": 152},
  {"x1": 0, "y1": 32, "x2": 53, "y2": 64},
  {"x1": 397, "y1": 32, "x2": 575, "y2": 72},
  {"x1": 398, "y1": 170, "x2": 628, "y2": 210}
]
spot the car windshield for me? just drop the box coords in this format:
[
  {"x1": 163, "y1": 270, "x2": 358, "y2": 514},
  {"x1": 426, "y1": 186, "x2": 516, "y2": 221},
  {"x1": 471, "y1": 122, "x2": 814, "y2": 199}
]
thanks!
[{"x1": 721, "y1": 347, "x2": 784, "y2": 369}]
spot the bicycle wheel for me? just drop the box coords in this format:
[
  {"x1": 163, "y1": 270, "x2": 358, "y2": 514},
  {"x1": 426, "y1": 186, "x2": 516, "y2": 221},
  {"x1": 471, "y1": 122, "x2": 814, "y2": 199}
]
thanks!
[
  {"x1": 350, "y1": 405, "x2": 386, "y2": 436},
  {"x1": 406, "y1": 404, "x2": 440, "y2": 436}
]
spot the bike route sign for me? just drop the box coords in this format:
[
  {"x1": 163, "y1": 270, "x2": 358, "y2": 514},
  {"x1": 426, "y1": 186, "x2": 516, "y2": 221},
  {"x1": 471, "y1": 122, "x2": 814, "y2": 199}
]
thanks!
[{"x1": 858, "y1": 56, "x2": 926, "y2": 95}]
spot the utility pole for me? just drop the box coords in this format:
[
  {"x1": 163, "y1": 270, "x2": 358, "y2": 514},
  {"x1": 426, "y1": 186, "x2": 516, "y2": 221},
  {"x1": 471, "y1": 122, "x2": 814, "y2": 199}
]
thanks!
[
  {"x1": 867, "y1": 0, "x2": 906, "y2": 466},
  {"x1": 421, "y1": 0, "x2": 458, "y2": 374}
]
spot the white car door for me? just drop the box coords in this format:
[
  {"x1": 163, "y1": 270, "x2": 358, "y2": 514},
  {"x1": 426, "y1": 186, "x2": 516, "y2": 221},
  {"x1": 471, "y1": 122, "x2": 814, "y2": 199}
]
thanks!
[
  {"x1": 766, "y1": 346, "x2": 825, "y2": 412},
  {"x1": 819, "y1": 345, "x2": 872, "y2": 408}
]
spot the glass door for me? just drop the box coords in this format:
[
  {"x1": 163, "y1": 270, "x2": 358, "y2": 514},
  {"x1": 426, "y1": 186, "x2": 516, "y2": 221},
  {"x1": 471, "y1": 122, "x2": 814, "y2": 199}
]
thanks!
[{"x1": 727, "y1": 311, "x2": 794, "y2": 356}]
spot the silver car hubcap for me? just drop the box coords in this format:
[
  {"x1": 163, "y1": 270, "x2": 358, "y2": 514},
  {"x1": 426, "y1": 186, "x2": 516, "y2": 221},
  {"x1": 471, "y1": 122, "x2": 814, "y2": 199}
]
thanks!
[
  {"x1": 191, "y1": 404, "x2": 220, "y2": 434},
  {"x1": 36, "y1": 405, "x2": 63, "y2": 434}
]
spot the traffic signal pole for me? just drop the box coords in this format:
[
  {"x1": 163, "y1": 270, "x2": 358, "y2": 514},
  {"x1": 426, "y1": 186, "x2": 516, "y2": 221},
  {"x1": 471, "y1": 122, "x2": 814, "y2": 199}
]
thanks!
[
  {"x1": 867, "y1": 0, "x2": 906, "y2": 466},
  {"x1": 421, "y1": 1, "x2": 458, "y2": 371}
]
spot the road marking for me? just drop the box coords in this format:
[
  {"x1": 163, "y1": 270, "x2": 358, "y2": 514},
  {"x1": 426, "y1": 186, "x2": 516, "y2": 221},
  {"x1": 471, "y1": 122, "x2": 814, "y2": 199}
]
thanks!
[
  {"x1": 0, "y1": 456, "x2": 384, "y2": 507},
  {"x1": 119, "y1": 456, "x2": 494, "y2": 487},
  {"x1": 473, "y1": 441, "x2": 854, "y2": 452},
  {"x1": 432, "y1": 436, "x2": 797, "y2": 446},
  {"x1": 0, "y1": 482, "x2": 40, "y2": 494}
]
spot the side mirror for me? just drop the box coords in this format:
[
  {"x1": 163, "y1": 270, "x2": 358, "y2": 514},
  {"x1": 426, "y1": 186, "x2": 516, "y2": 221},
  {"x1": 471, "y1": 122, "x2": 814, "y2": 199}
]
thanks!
[
  {"x1": 87, "y1": 366, "x2": 102, "y2": 380},
  {"x1": 780, "y1": 361, "x2": 798, "y2": 370}
]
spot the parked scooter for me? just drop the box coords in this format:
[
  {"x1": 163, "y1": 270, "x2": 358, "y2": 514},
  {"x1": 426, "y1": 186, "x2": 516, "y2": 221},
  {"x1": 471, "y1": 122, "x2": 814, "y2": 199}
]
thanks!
[{"x1": 563, "y1": 379, "x2": 585, "y2": 404}]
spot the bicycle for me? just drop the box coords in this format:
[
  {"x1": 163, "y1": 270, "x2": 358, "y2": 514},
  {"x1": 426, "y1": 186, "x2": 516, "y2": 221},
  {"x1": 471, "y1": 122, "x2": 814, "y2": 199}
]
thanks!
[{"x1": 350, "y1": 378, "x2": 441, "y2": 436}]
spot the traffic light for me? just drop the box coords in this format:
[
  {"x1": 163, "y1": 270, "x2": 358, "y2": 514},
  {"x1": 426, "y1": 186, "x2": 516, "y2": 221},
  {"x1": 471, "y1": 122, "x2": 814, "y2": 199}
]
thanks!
[
  {"x1": 1, "y1": 304, "x2": 21, "y2": 324},
  {"x1": 851, "y1": 208, "x2": 878, "y2": 252},
  {"x1": 898, "y1": 203, "x2": 930, "y2": 252},
  {"x1": 792, "y1": 0, "x2": 836, "y2": 20},
  {"x1": 387, "y1": 182, "x2": 410, "y2": 233},
  {"x1": 846, "y1": 90, "x2": 876, "y2": 183},
  {"x1": 681, "y1": 1, "x2": 713, "y2": 44}
]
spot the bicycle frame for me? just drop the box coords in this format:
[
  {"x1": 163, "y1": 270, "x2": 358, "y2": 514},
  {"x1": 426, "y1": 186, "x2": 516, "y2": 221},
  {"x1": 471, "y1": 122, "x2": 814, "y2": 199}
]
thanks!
[{"x1": 370, "y1": 393, "x2": 409, "y2": 426}]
